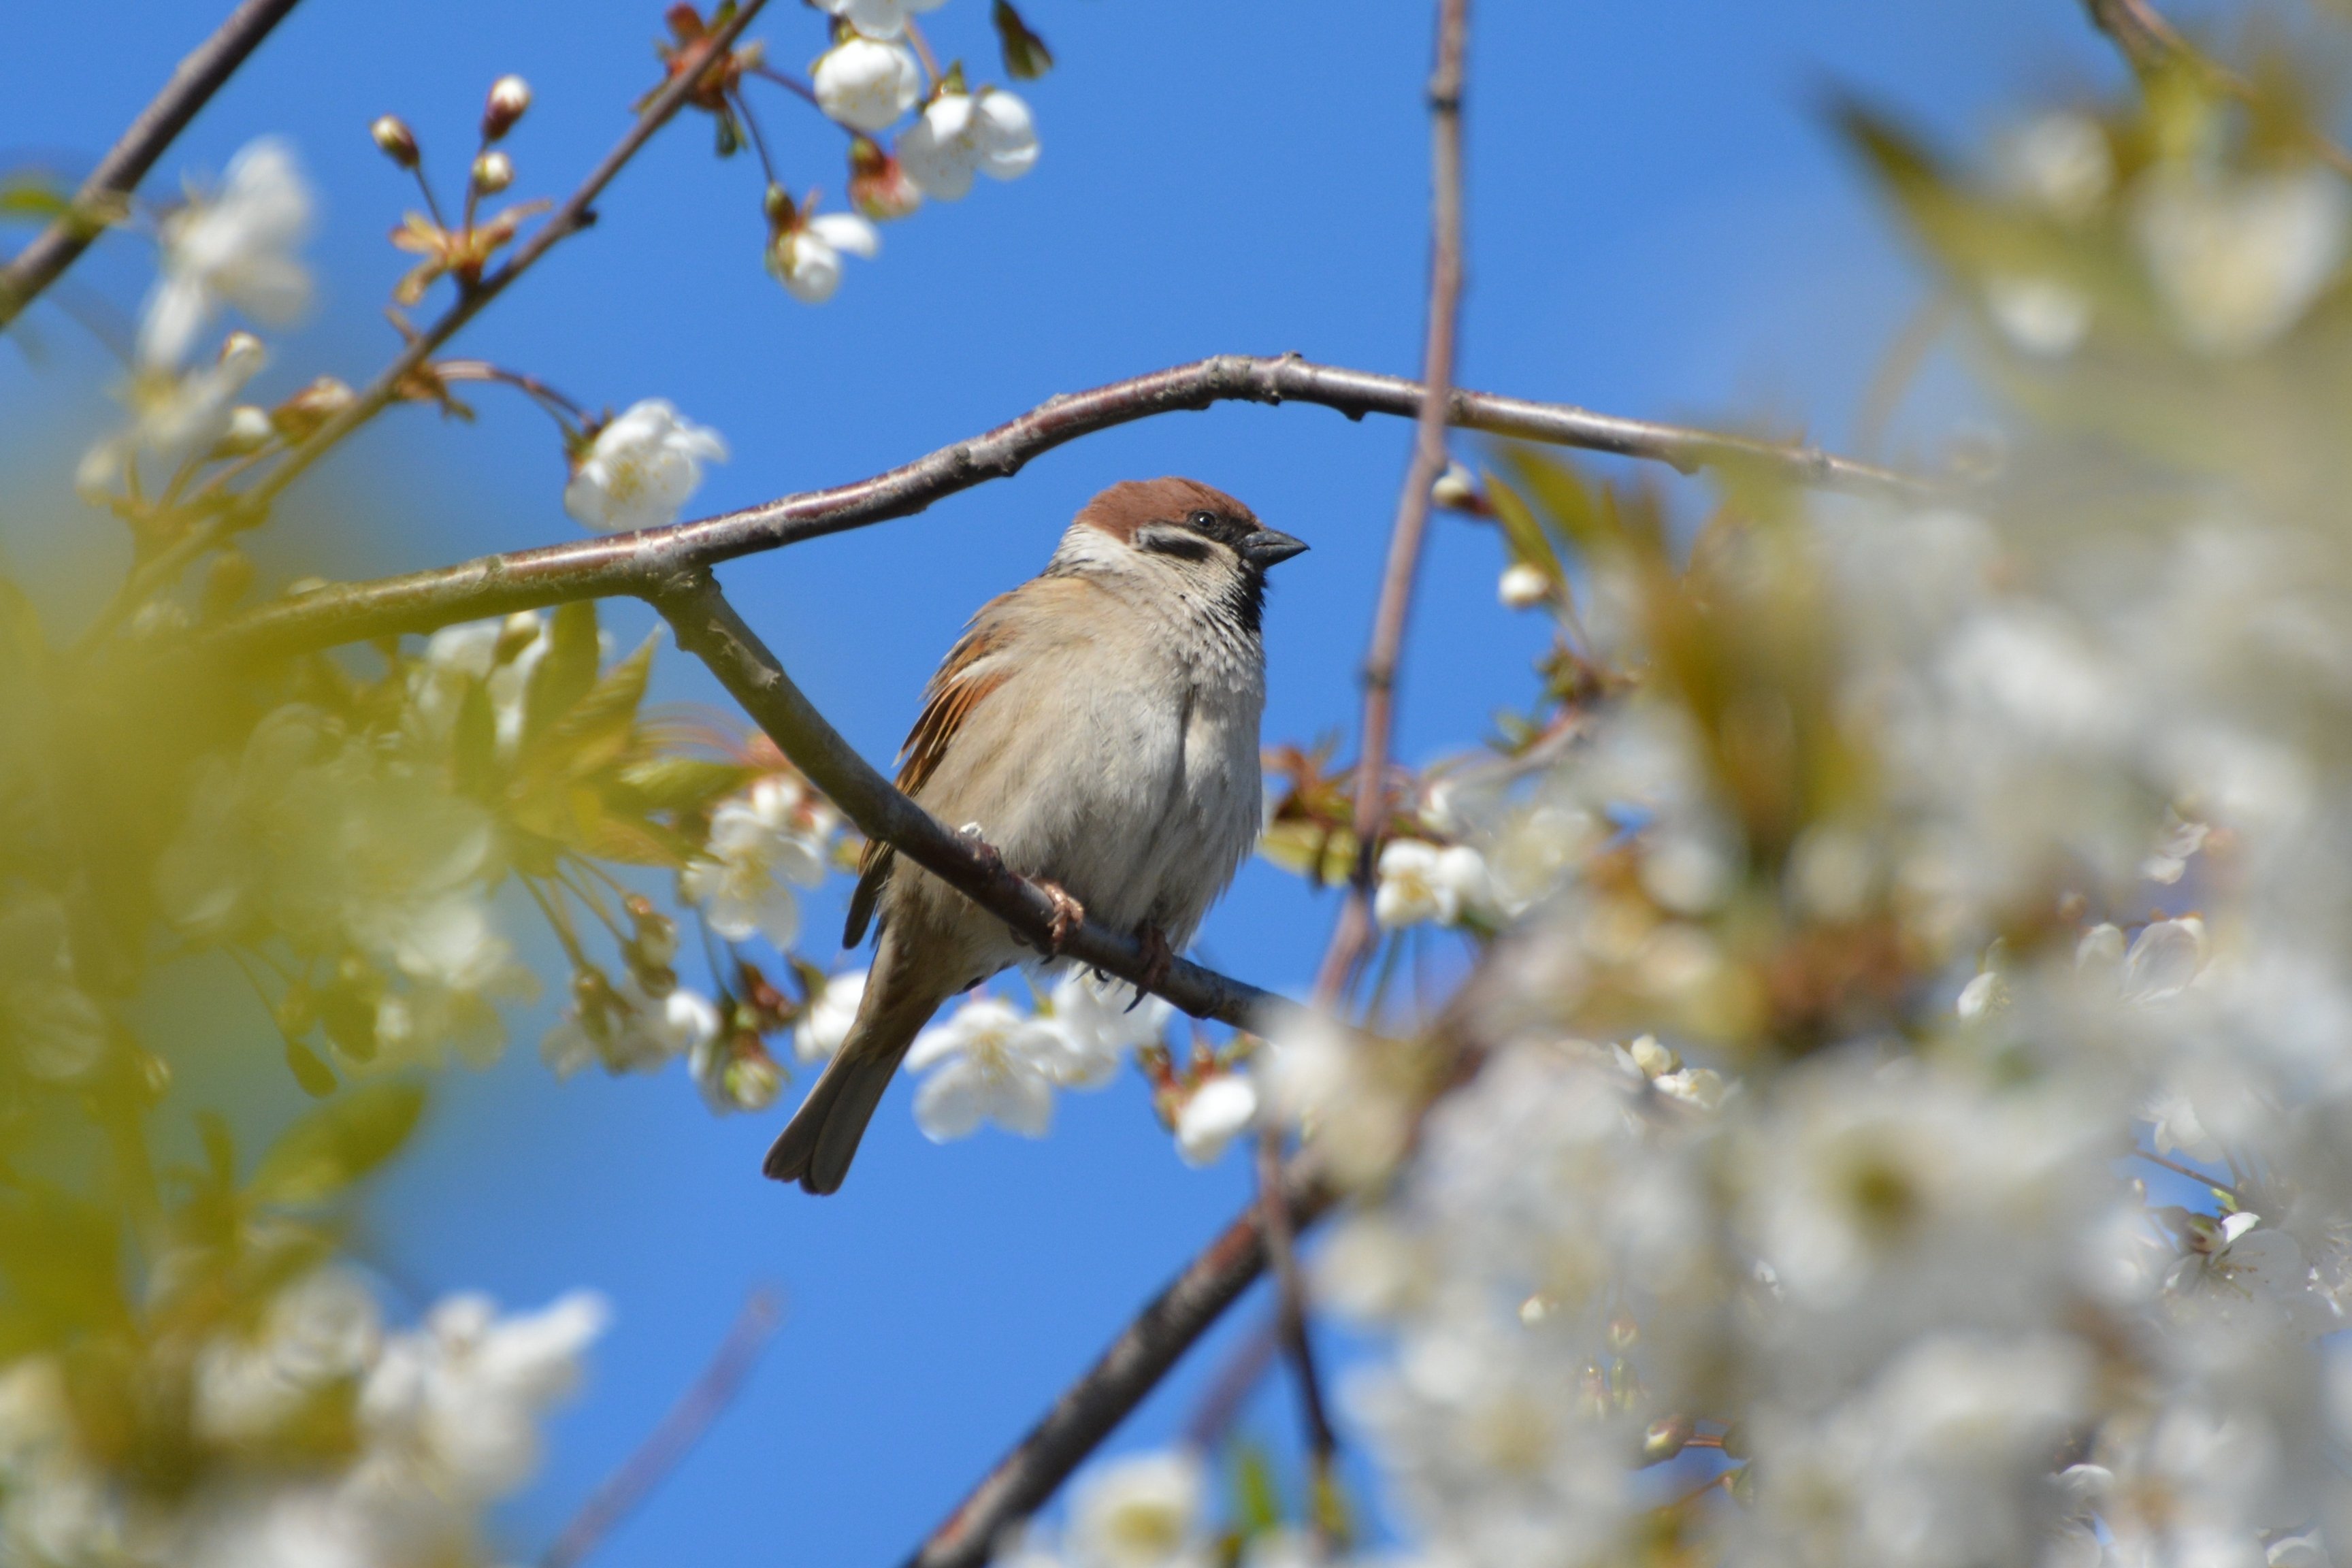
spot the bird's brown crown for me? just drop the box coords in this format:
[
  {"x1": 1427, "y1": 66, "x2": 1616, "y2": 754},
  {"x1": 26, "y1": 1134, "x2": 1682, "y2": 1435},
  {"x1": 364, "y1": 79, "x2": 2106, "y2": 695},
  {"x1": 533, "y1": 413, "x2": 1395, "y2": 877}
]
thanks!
[{"x1": 1073, "y1": 477, "x2": 1258, "y2": 544}]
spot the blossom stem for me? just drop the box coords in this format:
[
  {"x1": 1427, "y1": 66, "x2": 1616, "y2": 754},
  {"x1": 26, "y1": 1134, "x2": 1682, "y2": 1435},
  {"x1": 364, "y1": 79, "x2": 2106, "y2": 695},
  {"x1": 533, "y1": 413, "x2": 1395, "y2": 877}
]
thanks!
[
  {"x1": 730, "y1": 89, "x2": 784, "y2": 188},
  {"x1": 0, "y1": 0, "x2": 308, "y2": 331},
  {"x1": 410, "y1": 159, "x2": 452, "y2": 234},
  {"x1": 2137, "y1": 1146, "x2": 2240, "y2": 1198},
  {"x1": 206, "y1": 355, "x2": 1935, "y2": 663},
  {"x1": 748, "y1": 64, "x2": 840, "y2": 123},
  {"x1": 902, "y1": 18, "x2": 942, "y2": 87},
  {"x1": 522, "y1": 873, "x2": 596, "y2": 974},
  {"x1": 540, "y1": 1287, "x2": 785, "y2": 1568}
]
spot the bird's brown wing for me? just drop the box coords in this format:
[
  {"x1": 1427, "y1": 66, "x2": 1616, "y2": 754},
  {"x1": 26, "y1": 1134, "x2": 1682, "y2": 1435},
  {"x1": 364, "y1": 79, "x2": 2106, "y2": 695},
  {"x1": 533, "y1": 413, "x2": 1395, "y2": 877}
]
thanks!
[{"x1": 842, "y1": 602, "x2": 1015, "y2": 946}]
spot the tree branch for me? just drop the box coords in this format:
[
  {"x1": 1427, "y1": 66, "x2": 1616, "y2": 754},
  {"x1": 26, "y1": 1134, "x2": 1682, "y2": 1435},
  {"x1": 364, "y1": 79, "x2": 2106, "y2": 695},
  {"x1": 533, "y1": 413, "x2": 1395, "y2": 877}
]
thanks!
[
  {"x1": 208, "y1": 353, "x2": 1933, "y2": 662},
  {"x1": 0, "y1": 0, "x2": 306, "y2": 332},
  {"x1": 647, "y1": 568, "x2": 1300, "y2": 1034},
  {"x1": 540, "y1": 1287, "x2": 785, "y2": 1568},
  {"x1": 904, "y1": 1158, "x2": 1335, "y2": 1568},
  {"x1": 91, "y1": 0, "x2": 770, "y2": 638}
]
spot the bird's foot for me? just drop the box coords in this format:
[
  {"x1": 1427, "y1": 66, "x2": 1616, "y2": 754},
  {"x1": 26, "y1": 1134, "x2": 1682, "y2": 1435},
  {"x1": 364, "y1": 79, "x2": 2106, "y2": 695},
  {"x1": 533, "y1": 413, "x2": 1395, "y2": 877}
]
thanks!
[
  {"x1": 1129, "y1": 921, "x2": 1175, "y2": 1007},
  {"x1": 1034, "y1": 879, "x2": 1086, "y2": 956}
]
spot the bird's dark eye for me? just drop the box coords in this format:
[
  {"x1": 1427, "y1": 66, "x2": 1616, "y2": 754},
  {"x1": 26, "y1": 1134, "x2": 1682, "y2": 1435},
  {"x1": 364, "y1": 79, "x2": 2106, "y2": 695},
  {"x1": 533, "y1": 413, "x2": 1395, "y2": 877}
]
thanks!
[{"x1": 1188, "y1": 510, "x2": 1220, "y2": 531}]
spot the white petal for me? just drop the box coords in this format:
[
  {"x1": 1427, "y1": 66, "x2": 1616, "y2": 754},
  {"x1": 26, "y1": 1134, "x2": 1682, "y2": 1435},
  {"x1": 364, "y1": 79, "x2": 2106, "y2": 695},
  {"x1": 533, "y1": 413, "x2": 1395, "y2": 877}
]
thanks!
[
  {"x1": 810, "y1": 212, "x2": 881, "y2": 259},
  {"x1": 913, "y1": 1060, "x2": 989, "y2": 1141}
]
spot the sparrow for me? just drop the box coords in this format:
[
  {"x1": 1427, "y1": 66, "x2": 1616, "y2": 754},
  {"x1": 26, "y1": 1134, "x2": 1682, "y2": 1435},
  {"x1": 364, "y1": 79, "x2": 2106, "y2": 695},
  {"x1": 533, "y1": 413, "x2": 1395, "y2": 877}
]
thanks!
[{"x1": 764, "y1": 477, "x2": 1308, "y2": 1193}]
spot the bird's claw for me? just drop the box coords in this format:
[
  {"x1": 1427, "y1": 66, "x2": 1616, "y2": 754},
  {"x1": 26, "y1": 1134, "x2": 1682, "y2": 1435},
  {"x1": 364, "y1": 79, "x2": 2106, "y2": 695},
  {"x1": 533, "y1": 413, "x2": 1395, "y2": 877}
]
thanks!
[
  {"x1": 1034, "y1": 879, "x2": 1085, "y2": 956},
  {"x1": 1128, "y1": 922, "x2": 1175, "y2": 1008}
]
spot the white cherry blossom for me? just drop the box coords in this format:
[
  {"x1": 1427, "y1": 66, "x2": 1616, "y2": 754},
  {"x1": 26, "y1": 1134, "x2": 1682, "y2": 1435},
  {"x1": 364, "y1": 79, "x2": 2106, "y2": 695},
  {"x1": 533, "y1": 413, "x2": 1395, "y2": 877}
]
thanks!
[
  {"x1": 768, "y1": 210, "x2": 881, "y2": 304},
  {"x1": 1065, "y1": 1450, "x2": 1212, "y2": 1568},
  {"x1": 817, "y1": 0, "x2": 946, "y2": 40},
  {"x1": 896, "y1": 87, "x2": 1039, "y2": 200},
  {"x1": 679, "y1": 774, "x2": 837, "y2": 948},
  {"x1": 796, "y1": 968, "x2": 868, "y2": 1062},
  {"x1": 1373, "y1": 838, "x2": 1490, "y2": 928},
  {"x1": 140, "y1": 137, "x2": 314, "y2": 368},
  {"x1": 562, "y1": 398, "x2": 729, "y2": 533},
  {"x1": 2134, "y1": 165, "x2": 2349, "y2": 356},
  {"x1": 1043, "y1": 969, "x2": 1171, "y2": 1086},
  {"x1": 1174, "y1": 1073, "x2": 1258, "y2": 1166},
  {"x1": 811, "y1": 37, "x2": 921, "y2": 133},
  {"x1": 905, "y1": 995, "x2": 1067, "y2": 1141}
]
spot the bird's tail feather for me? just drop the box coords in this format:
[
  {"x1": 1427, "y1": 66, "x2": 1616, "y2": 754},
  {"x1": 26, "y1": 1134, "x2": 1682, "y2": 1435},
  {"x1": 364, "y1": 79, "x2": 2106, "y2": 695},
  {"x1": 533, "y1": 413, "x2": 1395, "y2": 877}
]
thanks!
[{"x1": 764, "y1": 964, "x2": 942, "y2": 1195}]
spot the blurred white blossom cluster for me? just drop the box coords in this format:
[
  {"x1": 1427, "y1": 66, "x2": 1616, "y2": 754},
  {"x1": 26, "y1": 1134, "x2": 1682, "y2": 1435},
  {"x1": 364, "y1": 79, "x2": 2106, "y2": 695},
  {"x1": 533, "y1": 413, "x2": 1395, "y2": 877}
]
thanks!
[
  {"x1": 1220, "y1": 71, "x2": 2352, "y2": 1565},
  {"x1": 888, "y1": 970, "x2": 1260, "y2": 1166},
  {"x1": 0, "y1": 1271, "x2": 603, "y2": 1568}
]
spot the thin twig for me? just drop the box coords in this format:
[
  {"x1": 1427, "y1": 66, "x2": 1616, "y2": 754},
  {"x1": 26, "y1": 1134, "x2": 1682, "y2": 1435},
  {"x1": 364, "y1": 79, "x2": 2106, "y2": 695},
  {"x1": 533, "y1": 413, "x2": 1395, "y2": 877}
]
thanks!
[
  {"x1": 1274, "y1": 0, "x2": 1471, "y2": 1522},
  {"x1": 539, "y1": 1286, "x2": 785, "y2": 1568},
  {"x1": 2137, "y1": 1146, "x2": 2239, "y2": 1198},
  {"x1": 88, "y1": 0, "x2": 770, "y2": 638},
  {"x1": 0, "y1": 0, "x2": 307, "y2": 331},
  {"x1": 2079, "y1": 0, "x2": 2352, "y2": 178},
  {"x1": 649, "y1": 570, "x2": 1302, "y2": 1034},
  {"x1": 1254, "y1": 1125, "x2": 1339, "y2": 1525},
  {"x1": 1179, "y1": 1309, "x2": 1282, "y2": 1452},
  {"x1": 904, "y1": 1159, "x2": 1334, "y2": 1568},
  {"x1": 206, "y1": 353, "x2": 1934, "y2": 662}
]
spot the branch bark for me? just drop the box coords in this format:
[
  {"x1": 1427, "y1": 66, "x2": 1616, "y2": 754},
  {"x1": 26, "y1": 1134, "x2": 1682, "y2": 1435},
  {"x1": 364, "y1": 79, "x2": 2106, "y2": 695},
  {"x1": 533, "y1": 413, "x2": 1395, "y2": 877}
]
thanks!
[
  {"x1": 209, "y1": 354, "x2": 1933, "y2": 663},
  {"x1": 904, "y1": 1158, "x2": 1335, "y2": 1568},
  {"x1": 648, "y1": 569, "x2": 1299, "y2": 1034},
  {"x1": 0, "y1": 0, "x2": 306, "y2": 332}
]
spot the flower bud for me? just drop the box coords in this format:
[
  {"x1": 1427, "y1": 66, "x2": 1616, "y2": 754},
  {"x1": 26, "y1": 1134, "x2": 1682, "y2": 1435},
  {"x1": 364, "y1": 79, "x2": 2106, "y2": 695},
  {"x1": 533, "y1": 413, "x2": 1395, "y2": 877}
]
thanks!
[
  {"x1": 1431, "y1": 460, "x2": 1481, "y2": 512},
  {"x1": 218, "y1": 330, "x2": 267, "y2": 379},
  {"x1": 272, "y1": 375, "x2": 357, "y2": 442},
  {"x1": 214, "y1": 404, "x2": 274, "y2": 458},
  {"x1": 482, "y1": 74, "x2": 532, "y2": 141},
  {"x1": 848, "y1": 137, "x2": 921, "y2": 221},
  {"x1": 1642, "y1": 1414, "x2": 1694, "y2": 1464},
  {"x1": 471, "y1": 148, "x2": 514, "y2": 195},
  {"x1": 725, "y1": 1047, "x2": 784, "y2": 1112},
  {"x1": 372, "y1": 114, "x2": 420, "y2": 169},
  {"x1": 199, "y1": 550, "x2": 256, "y2": 620},
  {"x1": 1498, "y1": 561, "x2": 1550, "y2": 610}
]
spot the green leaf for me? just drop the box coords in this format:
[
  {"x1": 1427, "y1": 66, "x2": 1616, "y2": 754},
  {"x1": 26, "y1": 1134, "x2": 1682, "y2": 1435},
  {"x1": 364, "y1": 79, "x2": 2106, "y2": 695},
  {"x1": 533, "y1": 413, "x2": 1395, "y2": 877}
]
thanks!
[
  {"x1": 0, "y1": 177, "x2": 71, "y2": 225},
  {"x1": 1233, "y1": 1441, "x2": 1284, "y2": 1534},
  {"x1": 1481, "y1": 470, "x2": 1567, "y2": 587},
  {"x1": 992, "y1": 0, "x2": 1054, "y2": 78},
  {"x1": 525, "y1": 602, "x2": 600, "y2": 739},
  {"x1": 453, "y1": 677, "x2": 497, "y2": 798},
  {"x1": 247, "y1": 1080, "x2": 427, "y2": 1207},
  {"x1": 284, "y1": 1037, "x2": 338, "y2": 1096},
  {"x1": 612, "y1": 755, "x2": 755, "y2": 815}
]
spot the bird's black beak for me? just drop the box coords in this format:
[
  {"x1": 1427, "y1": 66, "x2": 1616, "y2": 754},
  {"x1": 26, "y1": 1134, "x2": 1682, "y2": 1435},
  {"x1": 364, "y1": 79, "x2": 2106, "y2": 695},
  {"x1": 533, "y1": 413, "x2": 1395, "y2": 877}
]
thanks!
[{"x1": 1240, "y1": 528, "x2": 1309, "y2": 568}]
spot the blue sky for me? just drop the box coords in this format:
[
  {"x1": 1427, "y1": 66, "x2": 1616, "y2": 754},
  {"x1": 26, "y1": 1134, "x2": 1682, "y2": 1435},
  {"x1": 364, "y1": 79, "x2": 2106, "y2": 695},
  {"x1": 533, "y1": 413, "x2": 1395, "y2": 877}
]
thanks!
[{"x1": 1, "y1": 1, "x2": 2144, "y2": 1562}]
